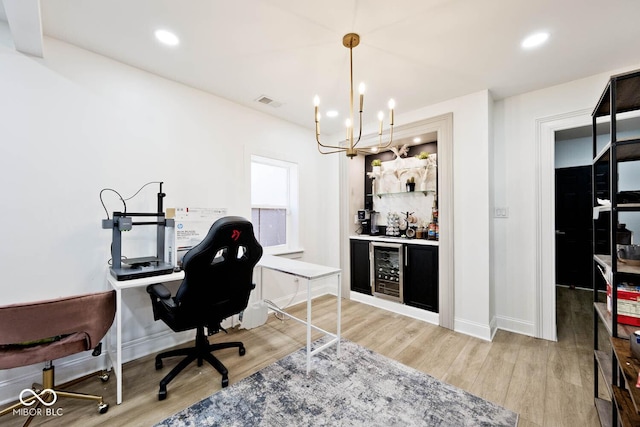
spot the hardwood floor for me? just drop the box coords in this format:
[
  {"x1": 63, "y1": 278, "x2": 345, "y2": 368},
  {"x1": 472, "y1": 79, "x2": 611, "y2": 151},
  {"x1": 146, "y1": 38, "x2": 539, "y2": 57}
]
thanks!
[{"x1": 1, "y1": 287, "x2": 600, "y2": 426}]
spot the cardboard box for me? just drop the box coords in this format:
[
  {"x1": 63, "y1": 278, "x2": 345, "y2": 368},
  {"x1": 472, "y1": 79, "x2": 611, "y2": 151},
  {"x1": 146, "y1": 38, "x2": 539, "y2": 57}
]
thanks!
[
  {"x1": 607, "y1": 283, "x2": 640, "y2": 327},
  {"x1": 165, "y1": 207, "x2": 227, "y2": 267}
]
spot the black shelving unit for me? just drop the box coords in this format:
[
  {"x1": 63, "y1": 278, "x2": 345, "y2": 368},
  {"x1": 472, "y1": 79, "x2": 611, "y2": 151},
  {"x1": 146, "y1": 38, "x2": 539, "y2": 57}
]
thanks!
[{"x1": 592, "y1": 69, "x2": 640, "y2": 427}]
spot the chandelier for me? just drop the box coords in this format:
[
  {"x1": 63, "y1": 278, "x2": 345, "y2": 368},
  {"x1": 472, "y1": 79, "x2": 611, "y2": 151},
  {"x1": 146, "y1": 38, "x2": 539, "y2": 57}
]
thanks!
[{"x1": 314, "y1": 33, "x2": 395, "y2": 158}]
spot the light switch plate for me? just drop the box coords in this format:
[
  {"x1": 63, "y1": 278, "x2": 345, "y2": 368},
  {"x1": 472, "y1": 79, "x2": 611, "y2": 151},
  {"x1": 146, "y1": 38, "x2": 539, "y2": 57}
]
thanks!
[{"x1": 494, "y1": 207, "x2": 509, "y2": 218}]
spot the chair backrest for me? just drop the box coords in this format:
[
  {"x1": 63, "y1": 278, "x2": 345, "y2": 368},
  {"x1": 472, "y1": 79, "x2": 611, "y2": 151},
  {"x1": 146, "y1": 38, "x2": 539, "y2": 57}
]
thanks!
[{"x1": 175, "y1": 216, "x2": 263, "y2": 325}]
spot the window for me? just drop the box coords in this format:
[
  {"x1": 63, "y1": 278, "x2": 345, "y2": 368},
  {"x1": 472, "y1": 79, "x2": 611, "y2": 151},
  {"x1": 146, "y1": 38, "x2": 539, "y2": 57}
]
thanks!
[{"x1": 250, "y1": 155, "x2": 298, "y2": 250}]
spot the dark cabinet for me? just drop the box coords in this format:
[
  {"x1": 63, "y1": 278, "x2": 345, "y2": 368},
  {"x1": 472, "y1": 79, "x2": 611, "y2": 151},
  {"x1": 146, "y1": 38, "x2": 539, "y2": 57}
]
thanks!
[
  {"x1": 350, "y1": 238, "x2": 438, "y2": 312},
  {"x1": 404, "y1": 244, "x2": 438, "y2": 312},
  {"x1": 350, "y1": 239, "x2": 371, "y2": 295}
]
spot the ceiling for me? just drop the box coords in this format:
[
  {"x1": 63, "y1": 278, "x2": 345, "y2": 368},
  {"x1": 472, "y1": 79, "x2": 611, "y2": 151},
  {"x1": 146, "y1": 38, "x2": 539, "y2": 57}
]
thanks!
[{"x1": 2, "y1": 0, "x2": 640, "y2": 136}]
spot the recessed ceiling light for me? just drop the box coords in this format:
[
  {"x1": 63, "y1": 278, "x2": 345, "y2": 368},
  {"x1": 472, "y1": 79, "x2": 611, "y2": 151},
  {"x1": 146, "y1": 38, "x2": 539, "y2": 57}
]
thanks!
[
  {"x1": 326, "y1": 110, "x2": 339, "y2": 118},
  {"x1": 155, "y1": 29, "x2": 180, "y2": 47},
  {"x1": 521, "y1": 32, "x2": 549, "y2": 49},
  {"x1": 413, "y1": 137, "x2": 421, "y2": 143}
]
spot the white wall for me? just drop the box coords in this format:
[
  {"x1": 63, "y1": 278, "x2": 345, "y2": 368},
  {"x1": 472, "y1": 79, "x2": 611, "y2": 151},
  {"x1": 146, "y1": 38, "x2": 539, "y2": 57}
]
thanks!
[{"x1": 0, "y1": 24, "x2": 340, "y2": 403}]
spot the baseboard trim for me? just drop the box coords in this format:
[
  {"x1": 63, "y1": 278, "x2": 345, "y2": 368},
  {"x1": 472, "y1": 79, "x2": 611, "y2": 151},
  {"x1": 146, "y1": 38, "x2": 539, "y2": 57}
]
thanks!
[
  {"x1": 494, "y1": 315, "x2": 536, "y2": 338},
  {"x1": 349, "y1": 292, "x2": 439, "y2": 325},
  {"x1": 454, "y1": 317, "x2": 492, "y2": 341}
]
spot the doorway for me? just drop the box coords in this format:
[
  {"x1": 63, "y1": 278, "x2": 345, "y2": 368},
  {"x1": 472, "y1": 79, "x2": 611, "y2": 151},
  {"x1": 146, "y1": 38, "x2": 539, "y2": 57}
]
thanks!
[
  {"x1": 539, "y1": 112, "x2": 640, "y2": 341},
  {"x1": 555, "y1": 165, "x2": 592, "y2": 289}
]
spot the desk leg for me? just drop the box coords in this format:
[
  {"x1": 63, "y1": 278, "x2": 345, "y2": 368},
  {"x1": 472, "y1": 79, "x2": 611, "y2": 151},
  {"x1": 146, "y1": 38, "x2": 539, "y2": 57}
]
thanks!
[
  {"x1": 337, "y1": 272, "x2": 341, "y2": 356},
  {"x1": 115, "y1": 288, "x2": 123, "y2": 405},
  {"x1": 306, "y1": 277, "x2": 312, "y2": 375}
]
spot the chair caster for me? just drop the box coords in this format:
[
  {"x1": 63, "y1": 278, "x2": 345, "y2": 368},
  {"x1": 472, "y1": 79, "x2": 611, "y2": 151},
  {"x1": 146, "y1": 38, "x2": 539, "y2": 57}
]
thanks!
[
  {"x1": 239, "y1": 346, "x2": 246, "y2": 356},
  {"x1": 98, "y1": 371, "x2": 110, "y2": 382},
  {"x1": 221, "y1": 376, "x2": 229, "y2": 388},
  {"x1": 155, "y1": 359, "x2": 163, "y2": 370},
  {"x1": 98, "y1": 402, "x2": 109, "y2": 414},
  {"x1": 158, "y1": 387, "x2": 167, "y2": 401}
]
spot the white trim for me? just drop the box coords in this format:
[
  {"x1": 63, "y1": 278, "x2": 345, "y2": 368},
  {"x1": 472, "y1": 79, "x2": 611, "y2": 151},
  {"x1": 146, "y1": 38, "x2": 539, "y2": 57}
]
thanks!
[
  {"x1": 535, "y1": 108, "x2": 591, "y2": 341},
  {"x1": 495, "y1": 314, "x2": 536, "y2": 337},
  {"x1": 453, "y1": 317, "x2": 492, "y2": 341},
  {"x1": 350, "y1": 291, "x2": 439, "y2": 325}
]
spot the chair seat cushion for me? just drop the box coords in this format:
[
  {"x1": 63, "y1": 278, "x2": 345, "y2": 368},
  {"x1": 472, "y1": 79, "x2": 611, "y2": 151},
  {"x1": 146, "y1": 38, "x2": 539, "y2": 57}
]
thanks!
[{"x1": 0, "y1": 332, "x2": 89, "y2": 369}]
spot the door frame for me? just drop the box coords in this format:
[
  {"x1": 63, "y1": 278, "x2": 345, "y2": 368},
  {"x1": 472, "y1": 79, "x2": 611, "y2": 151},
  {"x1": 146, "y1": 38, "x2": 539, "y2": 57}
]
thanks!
[{"x1": 535, "y1": 108, "x2": 591, "y2": 341}]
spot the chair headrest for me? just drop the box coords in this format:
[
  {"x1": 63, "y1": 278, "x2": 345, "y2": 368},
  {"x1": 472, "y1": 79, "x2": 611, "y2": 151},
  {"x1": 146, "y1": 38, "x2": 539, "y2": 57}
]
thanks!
[{"x1": 182, "y1": 216, "x2": 263, "y2": 270}]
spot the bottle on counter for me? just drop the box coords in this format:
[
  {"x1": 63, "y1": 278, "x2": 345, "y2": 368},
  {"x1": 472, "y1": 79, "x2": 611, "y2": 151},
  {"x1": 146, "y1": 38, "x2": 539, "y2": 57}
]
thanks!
[
  {"x1": 431, "y1": 196, "x2": 438, "y2": 224},
  {"x1": 427, "y1": 196, "x2": 439, "y2": 241},
  {"x1": 427, "y1": 221, "x2": 436, "y2": 240}
]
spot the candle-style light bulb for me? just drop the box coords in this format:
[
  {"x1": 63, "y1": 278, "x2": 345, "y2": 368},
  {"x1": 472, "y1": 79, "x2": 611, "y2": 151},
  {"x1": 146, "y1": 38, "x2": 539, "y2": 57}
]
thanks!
[
  {"x1": 377, "y1": 111, "x2": 384, "y2": 135},
  {"x1": 388, "y1": 99, "x2": 395, "y2": 125},
  {"x1": 315, "y1": 112, "x2": 321, "y2": 136},
  {"x1": 313, "y1": 95, "x2": 320, "y2": 107},
  {"x1": 358, "y1": 82, "x2": 365, "y2": 112}
]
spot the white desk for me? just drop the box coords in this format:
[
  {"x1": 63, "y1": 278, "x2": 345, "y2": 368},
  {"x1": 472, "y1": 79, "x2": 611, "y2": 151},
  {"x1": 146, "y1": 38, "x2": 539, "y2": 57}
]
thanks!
[
  {"x1": 106, "y1": 271, "x2": 185, "y2": 405},
  {"x1": 258, "y1": 255, "x2": 341, "y2": 375},
  {"x1": 106, "y1": 256, "x2": 341, "y2": 404}
]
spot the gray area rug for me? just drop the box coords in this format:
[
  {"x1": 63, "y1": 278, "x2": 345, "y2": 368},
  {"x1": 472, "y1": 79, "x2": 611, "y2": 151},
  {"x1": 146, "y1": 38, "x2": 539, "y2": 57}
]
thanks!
[{"x1": 155, "y1": 338, "x2": 518, "y2": 427}]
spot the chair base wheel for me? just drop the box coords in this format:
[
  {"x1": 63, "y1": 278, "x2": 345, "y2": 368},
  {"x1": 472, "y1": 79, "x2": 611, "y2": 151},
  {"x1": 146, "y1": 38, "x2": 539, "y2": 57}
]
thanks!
[
  {"x1": 98, "y1": 371, "x2": 110, "y2": 382},
  {"x1": 239, "y1": 346, "x2": 246, "y2": 356},
  {"x1": 158, "y1": 388, "x2": 167, "y2": 401},
  {"x1": 98, "y1": 403, "x2": 109, "y2": 414},
  {"x1": 222, "y1": 377, "x2": 229, "y2": 388}
]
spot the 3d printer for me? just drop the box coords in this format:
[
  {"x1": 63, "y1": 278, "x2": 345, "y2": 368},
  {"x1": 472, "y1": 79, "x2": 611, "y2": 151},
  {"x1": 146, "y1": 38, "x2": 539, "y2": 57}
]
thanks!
[{"x1": 102, "y1": 182, "x2": 175, "y2": 280}]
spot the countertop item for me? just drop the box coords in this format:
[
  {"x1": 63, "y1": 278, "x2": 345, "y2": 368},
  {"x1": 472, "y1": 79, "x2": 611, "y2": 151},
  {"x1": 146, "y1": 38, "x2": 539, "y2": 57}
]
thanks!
[{"x1": 350, "y1": 235, "x2": 439, "y2": 246}]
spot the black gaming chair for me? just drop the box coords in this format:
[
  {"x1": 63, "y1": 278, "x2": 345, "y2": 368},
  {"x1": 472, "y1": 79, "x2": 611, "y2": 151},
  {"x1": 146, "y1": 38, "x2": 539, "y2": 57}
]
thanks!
[{"x1": 146, "y1": 216, "x2": 263, "y2": 400}]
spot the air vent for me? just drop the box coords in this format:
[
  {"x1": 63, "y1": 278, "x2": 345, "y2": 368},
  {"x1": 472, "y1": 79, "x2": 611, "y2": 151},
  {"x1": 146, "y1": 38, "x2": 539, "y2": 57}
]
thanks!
[{"x1": 255, "y1": 95, "x2": 283, "y2": 108}]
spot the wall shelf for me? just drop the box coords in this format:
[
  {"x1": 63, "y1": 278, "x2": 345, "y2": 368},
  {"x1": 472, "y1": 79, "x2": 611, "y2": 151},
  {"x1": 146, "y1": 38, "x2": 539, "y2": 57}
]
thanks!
[{"x1": 368, "y1": 190, "x2": 435, "y2": 198}]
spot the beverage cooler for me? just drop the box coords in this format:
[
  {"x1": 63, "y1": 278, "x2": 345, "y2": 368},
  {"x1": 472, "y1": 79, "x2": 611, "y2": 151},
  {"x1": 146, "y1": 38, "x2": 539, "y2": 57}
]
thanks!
[{"x1": 370, "y1": 241, "x2": 403, "y2": 303}]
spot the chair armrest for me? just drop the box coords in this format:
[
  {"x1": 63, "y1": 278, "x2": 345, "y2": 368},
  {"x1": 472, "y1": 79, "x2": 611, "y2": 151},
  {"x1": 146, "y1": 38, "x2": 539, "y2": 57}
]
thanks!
[{"x1": 146, "y1": 284, "x2": 176, "y2": 308}]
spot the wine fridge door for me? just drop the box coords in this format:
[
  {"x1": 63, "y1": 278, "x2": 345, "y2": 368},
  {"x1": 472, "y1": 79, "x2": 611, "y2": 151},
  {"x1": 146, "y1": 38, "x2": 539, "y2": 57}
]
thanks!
[{"x1": 370, "y1": 241, "x2": 403, "y2": 303}]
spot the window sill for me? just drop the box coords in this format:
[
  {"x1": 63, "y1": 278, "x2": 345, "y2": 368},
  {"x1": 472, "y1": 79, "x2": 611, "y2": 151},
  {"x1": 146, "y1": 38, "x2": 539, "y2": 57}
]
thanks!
[{"x1": 262, "y1": 246, "x2": 304, "y2": 259}]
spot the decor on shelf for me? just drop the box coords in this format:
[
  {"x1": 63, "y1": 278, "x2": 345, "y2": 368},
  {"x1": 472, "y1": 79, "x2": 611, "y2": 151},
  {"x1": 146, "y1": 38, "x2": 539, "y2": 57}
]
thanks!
[
  {"x1": 370, "y1": 154, "x2": 437, "y2": 195},
  {"x1": 406, "y1": 177, "x2": 415, "y2": 192},
  {"x1": 314, "y1": 33, "x2": 395, "y2": 158},
  {"x1": 391, "y1": 144, "x2": 410, "y2": 159},
  {"x1": 371, "y1": 159, "x2": 382, "y2": 174},
  {"x1": 416, "y1": 151, "x2": 430, "y2": 167}
]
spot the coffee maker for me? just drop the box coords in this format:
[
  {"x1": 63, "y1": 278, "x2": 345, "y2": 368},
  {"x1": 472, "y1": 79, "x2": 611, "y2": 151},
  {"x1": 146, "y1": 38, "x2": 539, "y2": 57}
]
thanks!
[
  {"x1": 357, "y1": 209, "x2": 378, "y2": 235},
  {"x1": 357, "y1": 210, "x2": 370, "y2": 234}
]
